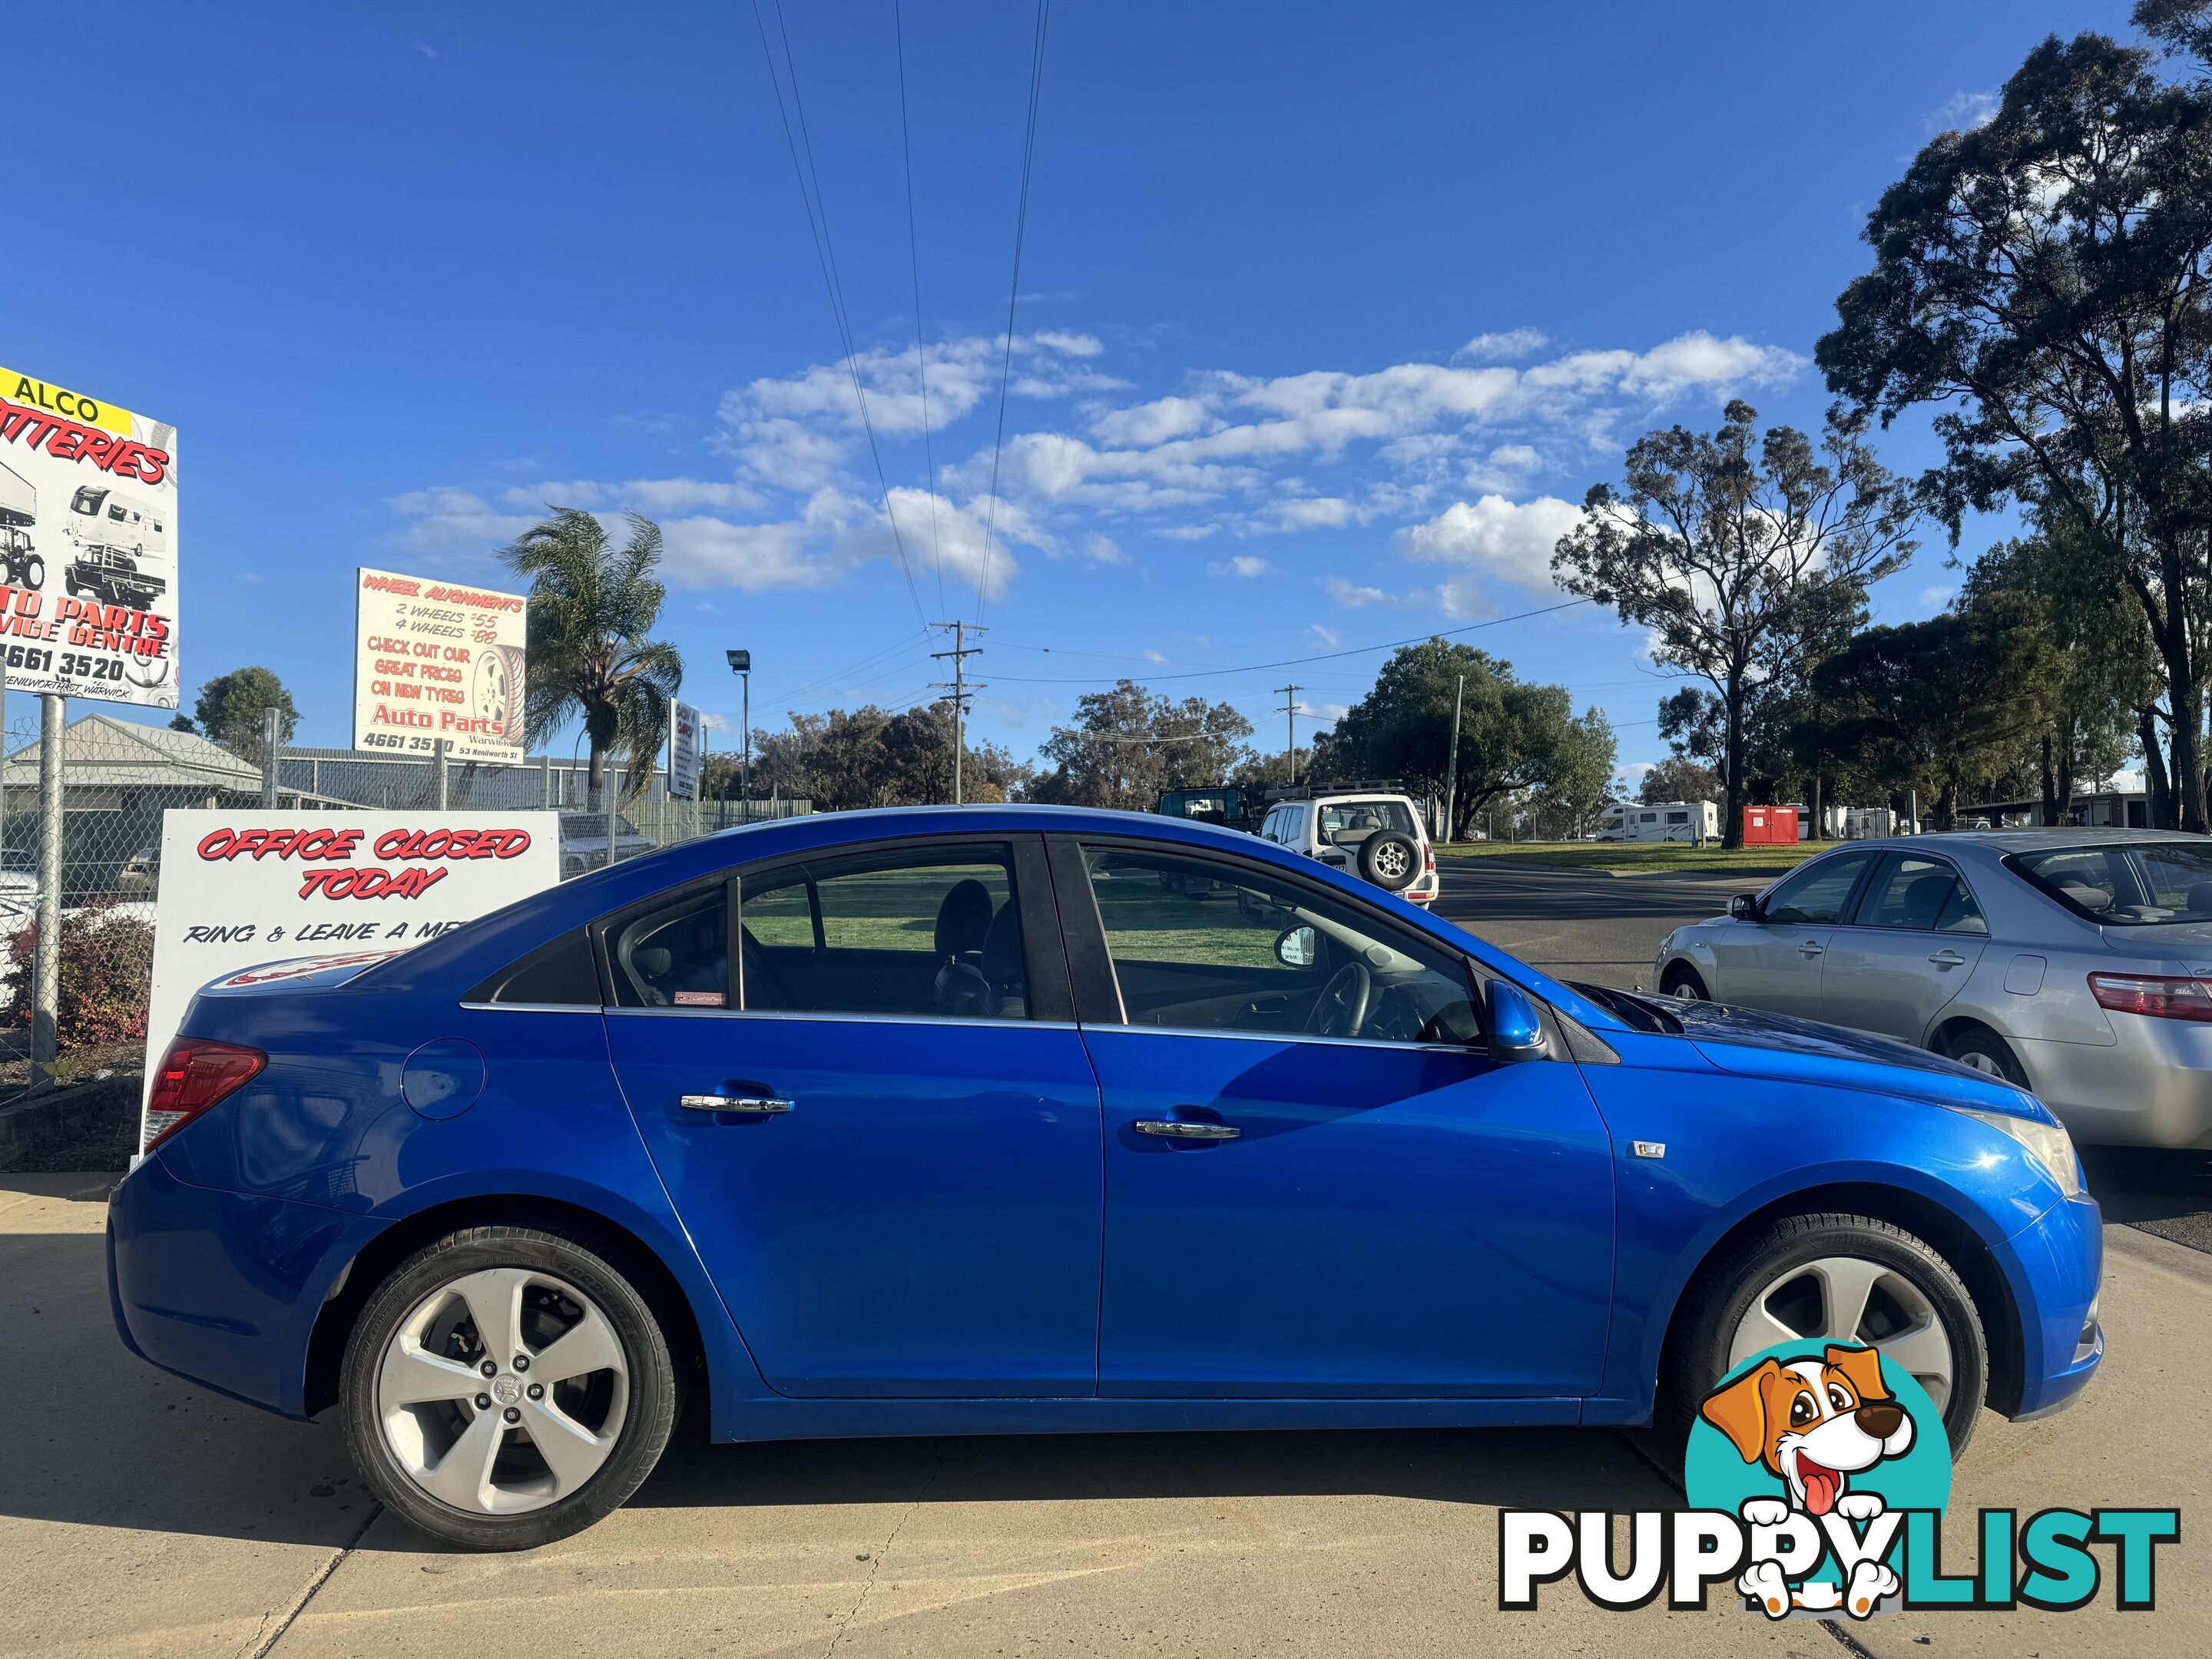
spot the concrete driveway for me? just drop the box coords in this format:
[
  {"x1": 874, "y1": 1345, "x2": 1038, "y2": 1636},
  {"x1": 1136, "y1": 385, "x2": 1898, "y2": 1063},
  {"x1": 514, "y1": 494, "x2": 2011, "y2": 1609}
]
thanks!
[{"x1": 5, "y1": 1168, "x2": 2206, "y2": 1659}]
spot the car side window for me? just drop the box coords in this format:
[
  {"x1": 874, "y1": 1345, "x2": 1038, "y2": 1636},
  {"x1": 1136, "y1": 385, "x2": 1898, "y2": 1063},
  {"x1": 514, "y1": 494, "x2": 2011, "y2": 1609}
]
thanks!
[
  {"x1": 607, "y1": 882, "x2": 730, "y2": 1008},
  {"x1": 740, "y1": 843, "x2": 1028, "y2": 1021},
  {"x1": 1855, "y1": 854, "x2": 1985, "y2": 933},
  {"x1": 1079, "y1": 845, "x2": 1481, "y2": 1043},
  {"x1": 1762, "y1": 852, "x2": 1875, "y2": 926}
]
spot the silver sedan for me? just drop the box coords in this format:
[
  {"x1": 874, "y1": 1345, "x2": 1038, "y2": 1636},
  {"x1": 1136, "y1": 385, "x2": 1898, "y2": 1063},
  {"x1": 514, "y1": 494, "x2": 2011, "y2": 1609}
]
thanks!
[{"x1": 1654, "y1": 830, "x2": 2212, "y2": 1148}]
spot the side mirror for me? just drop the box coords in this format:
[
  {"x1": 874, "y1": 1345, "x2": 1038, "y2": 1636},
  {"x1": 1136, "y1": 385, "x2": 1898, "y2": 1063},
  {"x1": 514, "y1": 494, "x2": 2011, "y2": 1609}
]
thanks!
[
  {"x1": 1275, "y1": 924, "x2": 1320, "y2": 969},
  {"x1": 1486, "y1": 980, "x2": 1547, "y2": 1063},
  {"x1": 1727, "y1": 892, "x2": 1762, "y2": 922}
]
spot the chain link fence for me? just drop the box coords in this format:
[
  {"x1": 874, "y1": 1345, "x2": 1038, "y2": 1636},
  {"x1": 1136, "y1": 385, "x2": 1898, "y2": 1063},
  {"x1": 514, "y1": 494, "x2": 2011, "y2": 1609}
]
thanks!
[{"x1": 0, "y1": 713, "x2": 808, "y2": 1107}]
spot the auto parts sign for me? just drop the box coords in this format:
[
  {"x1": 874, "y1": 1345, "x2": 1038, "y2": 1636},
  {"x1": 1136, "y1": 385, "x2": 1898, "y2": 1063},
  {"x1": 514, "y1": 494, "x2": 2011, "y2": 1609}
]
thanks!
[
  {"x1": 0, "y1": 366, "x2": 180, "y2": 709},
  {"x1": 353, "y1": 565, "x2": 528, "y2": 763}
]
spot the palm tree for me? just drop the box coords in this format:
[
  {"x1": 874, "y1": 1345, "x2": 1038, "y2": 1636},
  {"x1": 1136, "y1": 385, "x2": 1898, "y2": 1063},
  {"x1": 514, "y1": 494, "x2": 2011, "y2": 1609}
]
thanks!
[{"x1": 502, "y1": 508, "x2": 684, "y2": 808}]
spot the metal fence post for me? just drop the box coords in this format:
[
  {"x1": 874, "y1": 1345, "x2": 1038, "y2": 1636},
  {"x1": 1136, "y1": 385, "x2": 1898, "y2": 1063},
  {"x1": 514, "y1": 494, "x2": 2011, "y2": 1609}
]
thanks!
[
  {"x1": 31, "y1": 693, "x2": 64, "y2": 1091},
  {"x1": 434, "y1": 740, "x2": 449, "y2": 810},
  {"x1": 541, "y1": 751, "x2": 551, "y2": 810},
  {"x1": 260, "y1": 707, "x2": 280, "y2": 808}
]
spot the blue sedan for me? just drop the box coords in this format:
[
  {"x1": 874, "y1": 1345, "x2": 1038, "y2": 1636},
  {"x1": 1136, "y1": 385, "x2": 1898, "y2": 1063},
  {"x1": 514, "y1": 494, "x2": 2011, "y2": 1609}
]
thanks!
[{"x1": 109, "y1": 806, "x2": 2103, "y2": 1548}]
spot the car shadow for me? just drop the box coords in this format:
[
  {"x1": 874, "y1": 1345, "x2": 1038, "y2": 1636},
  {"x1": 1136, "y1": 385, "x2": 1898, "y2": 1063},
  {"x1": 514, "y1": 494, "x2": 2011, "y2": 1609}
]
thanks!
[
  {"x1": 2081, "y1": 1147, "x2": 2212, "y2": 1253},
  {"x1": 15, "y1": 1229, "x2": 1682, "y2": 1549}
]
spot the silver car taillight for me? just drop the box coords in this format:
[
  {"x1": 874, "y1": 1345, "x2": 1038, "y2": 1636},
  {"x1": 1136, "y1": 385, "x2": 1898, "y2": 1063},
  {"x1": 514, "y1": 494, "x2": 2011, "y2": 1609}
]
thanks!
[{"x1": 2087, "y1": 972, "x2": 2212, "y2": 1022}]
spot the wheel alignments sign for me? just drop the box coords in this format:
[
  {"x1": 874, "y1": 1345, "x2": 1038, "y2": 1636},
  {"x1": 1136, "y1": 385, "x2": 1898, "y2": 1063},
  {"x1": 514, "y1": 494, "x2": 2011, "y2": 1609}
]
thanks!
[
  {"x1": 354, "y1": 566, "x2": 527, "y2": 760},
  {"x1": 0, "y1": 366, "x2": 180, "y2": 707}
]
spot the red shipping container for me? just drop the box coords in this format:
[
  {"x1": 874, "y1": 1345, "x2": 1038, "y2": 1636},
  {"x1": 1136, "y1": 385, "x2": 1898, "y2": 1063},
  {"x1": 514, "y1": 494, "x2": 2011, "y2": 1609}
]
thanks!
[{"x1": 1742, "y1": 806, "x2": 1800, "y2": 846}]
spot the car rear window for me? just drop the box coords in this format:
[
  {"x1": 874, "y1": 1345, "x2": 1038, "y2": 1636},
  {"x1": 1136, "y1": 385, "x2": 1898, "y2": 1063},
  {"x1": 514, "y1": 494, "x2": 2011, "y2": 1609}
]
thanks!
[
  {"x1": 1316, "y1": 800, "x2": 1418, "y2": 844},
  {"x1": 2010, "y1": 842, "x2": 2212, "y2": 925}
]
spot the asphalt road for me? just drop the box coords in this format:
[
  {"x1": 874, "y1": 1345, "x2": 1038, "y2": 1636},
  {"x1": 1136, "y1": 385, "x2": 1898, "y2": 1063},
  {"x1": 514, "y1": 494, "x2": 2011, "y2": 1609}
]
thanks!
[
  {"x1": 1429, "y1": 857, "x2": 1742, "y2": 992},
  {"x1": 1433, "y1": 856, "x2": 2212, "y2": 1255}
]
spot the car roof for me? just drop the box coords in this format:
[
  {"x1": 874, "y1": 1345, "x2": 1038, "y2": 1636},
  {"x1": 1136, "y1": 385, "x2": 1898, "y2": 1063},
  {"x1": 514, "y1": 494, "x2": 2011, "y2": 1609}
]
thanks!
[{"x1": 1848, "y1": 829, "x2": 2207, "y2": 853}]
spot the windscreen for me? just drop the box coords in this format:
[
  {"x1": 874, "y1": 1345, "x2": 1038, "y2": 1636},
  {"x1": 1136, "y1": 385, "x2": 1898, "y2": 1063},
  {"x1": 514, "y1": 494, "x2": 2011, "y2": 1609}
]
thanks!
[{"x1": 2010, "y1": 841, "x2": 2212, "y2": 925}]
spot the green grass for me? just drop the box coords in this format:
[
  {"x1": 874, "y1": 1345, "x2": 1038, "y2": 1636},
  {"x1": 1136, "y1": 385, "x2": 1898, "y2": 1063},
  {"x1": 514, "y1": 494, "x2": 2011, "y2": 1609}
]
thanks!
[{"x1": 1433, "y1": 839, "x2": 1834, "y2": 875}]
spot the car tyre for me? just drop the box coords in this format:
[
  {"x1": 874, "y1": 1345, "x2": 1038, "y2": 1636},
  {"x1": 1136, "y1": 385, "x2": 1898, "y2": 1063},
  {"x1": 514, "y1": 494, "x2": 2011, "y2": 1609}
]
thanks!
[
  {"x1": 1659, "y1": 963, "x2": 1709, "y2": 1001},
  {"x1": 1942, "y1": 1024, "x2": 2028, "y2": 1088},
  {"x1": 1358, "y1": 831, "x2": 1420, "y2": 892},
  {"x1": 1662, "y1": 1211, "x2": 1988, "y2": 1459},
  {"x1": 342, "y1": 1222, "x2": 677, "y2": 1551}
]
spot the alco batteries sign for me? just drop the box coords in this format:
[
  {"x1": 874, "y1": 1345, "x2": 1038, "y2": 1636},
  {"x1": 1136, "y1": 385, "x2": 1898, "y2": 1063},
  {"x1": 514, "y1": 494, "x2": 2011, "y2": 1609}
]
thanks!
[
  {"x1": 0, "y1": 365, "x2": 180, "y2": 708},
  {"x1": 353, "y1": 566, "x2": 528, "y2": 762}
]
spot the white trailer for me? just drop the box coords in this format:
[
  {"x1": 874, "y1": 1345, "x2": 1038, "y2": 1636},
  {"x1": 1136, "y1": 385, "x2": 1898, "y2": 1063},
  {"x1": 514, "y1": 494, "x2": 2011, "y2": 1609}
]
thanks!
[{"x1": 1597, "y1": 800, "x2": 1719, "y2": 843}]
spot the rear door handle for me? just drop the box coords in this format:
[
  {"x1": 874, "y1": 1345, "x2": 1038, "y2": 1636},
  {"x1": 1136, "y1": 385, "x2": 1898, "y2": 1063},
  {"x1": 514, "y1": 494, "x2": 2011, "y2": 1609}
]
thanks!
[
  {"x1": 681, "y1": 1094, "x2": 795, "y2": 1114},
  {"x1": 1134, "y1": 1119, "x2": 1240, "y2": 1141},
  {"x1": 1928, "y1": 949, "x2": 1968, "y2": 968}
]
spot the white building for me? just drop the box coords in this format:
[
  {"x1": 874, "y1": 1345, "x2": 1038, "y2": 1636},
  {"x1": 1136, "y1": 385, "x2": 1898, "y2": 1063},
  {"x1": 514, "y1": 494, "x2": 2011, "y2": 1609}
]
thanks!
[{"x1": 1598, "y1": 800, "x2": 1720, "y2": 843}]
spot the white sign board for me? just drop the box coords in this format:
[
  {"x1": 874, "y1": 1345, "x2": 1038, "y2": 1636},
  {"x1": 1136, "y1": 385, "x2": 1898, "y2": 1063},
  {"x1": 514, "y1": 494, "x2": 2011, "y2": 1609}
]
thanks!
[
  {"x1": 0, "y1": 365, "x2": 180, "y2": 708},
  {"x1": 669, "y1": 700, "x2": 703, "y2": 800},
  {"x1": 353, "y1": 566, "x2": 528, "y2": 763},
  {"x1": 141, "y1": 809, "x2": 560, "y2": 1144}
]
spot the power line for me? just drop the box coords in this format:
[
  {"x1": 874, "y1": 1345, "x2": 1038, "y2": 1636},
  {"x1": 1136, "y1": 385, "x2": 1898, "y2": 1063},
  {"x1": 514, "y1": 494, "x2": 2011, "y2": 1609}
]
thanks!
[
  {"x1": 748, "y1": 0, "x2": 929, "y2": 628},
  {"x1": 975, "y1": 0, "x2": 1051, "y2": 622},
  {"x1": 892, "y1": 0, "x2": 946, "y2": 617},
  {"x1": 985, "y1": 597, "x2": 1595, "y2": 686},
  {"x1": 757, "y1": 630, "x2": 932, "y2": 709}
]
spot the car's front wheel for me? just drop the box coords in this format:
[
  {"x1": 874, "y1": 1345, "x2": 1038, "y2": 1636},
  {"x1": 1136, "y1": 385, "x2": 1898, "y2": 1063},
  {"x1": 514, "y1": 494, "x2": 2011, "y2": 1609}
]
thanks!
[
  {"x1": 1664, "y1": 1211, "x2": 1988, "y2": 1457},
  {"x1": 342, "y1": 1223, "x2": 677, "y2": 1550},
  {"x1": 1659, "y1": 962, "x2": 1709, "y2": 1001}
]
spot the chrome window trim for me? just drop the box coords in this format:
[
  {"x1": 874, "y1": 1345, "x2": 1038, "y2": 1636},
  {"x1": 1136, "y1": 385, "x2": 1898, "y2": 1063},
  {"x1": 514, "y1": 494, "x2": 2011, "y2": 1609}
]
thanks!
[
  {"x1": 459, "y1": 1000, "x2": 600, "y2": 1014},
  {"x1": 601, "y1": 1006, "x2": 1078, "y2": 1033},
  {"x1": 1078, "y1": 1021, "x2": 1489, "y2": 1057}
]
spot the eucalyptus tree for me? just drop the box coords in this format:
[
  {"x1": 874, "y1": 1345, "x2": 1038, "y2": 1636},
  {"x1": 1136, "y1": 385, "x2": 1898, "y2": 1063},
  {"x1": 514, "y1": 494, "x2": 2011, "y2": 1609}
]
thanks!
[
  {"x1": 1551, "y1": 402, "x2": 1916, "y2": 846},
  {"x1": 1820, "y1": 0, "x2": 2212, "y2": 827}
]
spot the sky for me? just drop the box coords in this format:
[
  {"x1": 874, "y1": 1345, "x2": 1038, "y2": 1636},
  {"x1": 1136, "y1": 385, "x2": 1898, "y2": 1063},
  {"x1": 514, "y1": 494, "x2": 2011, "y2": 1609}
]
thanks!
[{"x1": 3, "y1": 0, "x2": 2141, "y2": 786}]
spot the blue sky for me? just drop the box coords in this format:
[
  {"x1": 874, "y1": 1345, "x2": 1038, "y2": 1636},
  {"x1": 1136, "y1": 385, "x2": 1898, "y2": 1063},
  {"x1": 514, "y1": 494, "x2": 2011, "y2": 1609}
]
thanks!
[{"x1": 5, "y1": 1, "x2": 2134, "y2": 782}]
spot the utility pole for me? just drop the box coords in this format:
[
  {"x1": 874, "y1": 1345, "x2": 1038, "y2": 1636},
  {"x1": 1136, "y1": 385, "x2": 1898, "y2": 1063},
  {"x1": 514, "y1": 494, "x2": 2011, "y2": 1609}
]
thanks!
[
  {"x1": 1442, "y1": 672, "x2": 1465, "y2": 844},
  {"x1": 1274, "y1": 684, "x2": 1303, "y2": 785},
  {"x1": 930, "y1": 621, "x2": 986, "y2": 804}
]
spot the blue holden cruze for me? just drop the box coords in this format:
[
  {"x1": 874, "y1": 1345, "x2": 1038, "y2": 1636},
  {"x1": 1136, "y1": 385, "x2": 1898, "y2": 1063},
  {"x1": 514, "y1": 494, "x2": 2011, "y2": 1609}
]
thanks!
[{"x1": 109, "y1": 806, "x2": 2103, "y2": 1548}]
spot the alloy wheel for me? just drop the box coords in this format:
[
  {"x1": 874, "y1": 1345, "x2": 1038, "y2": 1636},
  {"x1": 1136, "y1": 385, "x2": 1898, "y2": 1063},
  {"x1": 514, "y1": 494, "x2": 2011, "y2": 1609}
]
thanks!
[
  {"x1": 376, "y1": 1266, "x2": 631, "y2": 1515},
  {"x1": 1727, "y1": 1254, "x2": 1957, "y2": 1413},
  {"x1": 1373, "y1": 843, "x2": 1410, "y2": 880}
]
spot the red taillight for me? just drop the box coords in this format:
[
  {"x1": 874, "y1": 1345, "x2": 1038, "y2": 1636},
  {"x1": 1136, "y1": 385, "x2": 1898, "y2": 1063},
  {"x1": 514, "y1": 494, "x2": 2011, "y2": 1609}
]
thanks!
[
  {"x1": 1424, "y1": 846, "x2": 1436, "y2": 873},
  {"x1": 2087, "y1": 972, "x2": 2212, "y2": 1023},
  {"x1": 143, "y1": 1038, "x2": 266, "y2": 1151}
]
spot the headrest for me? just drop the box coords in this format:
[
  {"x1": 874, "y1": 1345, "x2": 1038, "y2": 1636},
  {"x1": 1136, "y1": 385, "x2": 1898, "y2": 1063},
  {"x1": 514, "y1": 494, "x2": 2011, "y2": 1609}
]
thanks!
[
  {"x1": 982, "y1": 902, "x2": 1023, "y2": 982},
  {"x1": 934, "y1": 878, "x2": 995, "y2": 958}
]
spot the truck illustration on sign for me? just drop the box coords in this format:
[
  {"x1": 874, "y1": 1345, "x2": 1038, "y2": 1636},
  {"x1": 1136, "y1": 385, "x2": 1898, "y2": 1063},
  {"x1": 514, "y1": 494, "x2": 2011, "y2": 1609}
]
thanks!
[
  {"x1": 61, "y1": 483, "x2": 170, "y2": 608},
  {"x1": 0, "y1": 459, "x2": 40, "y2": 590}
]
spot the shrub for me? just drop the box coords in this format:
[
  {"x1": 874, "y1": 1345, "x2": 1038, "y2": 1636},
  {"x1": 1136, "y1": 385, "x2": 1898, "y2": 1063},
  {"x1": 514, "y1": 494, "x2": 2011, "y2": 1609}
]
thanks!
[{"x1": 5, "y1": 903, "x2": 158, "y2": 1049}]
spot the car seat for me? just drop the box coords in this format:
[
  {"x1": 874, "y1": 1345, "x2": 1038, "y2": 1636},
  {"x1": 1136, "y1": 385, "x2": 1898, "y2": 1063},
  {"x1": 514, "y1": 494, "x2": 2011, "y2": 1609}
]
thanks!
[{"x1": 932, "y1": 878, "x2": 995, "y2": 1015}]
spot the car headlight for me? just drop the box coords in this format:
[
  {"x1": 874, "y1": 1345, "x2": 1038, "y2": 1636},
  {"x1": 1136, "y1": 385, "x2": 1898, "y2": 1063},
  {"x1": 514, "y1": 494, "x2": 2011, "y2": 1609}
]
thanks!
[{"x1": 1957, "y1": 1107, "x2": 2082, "y2": 1199}]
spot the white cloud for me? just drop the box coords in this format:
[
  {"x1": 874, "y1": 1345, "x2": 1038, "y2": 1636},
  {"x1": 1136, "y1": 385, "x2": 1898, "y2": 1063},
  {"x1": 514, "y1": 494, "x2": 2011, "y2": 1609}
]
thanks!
[
  {"x1": 1306, "y1": 624, "x2": 1341, "y2": 649},
  {"x1": 1927, "y1": 89, "x2": 1999, "y2": 132},
  {"x1": 1396, "y1": 494, "x2": 1584, "y2": 590},
  {"x1": 1210, "y1": 555, "x2": 1273, "y2": 578},
  {"x1": 1919, "y1": 584, "x2": 1958, "y2": 610},
  {"x1": 1082, "y1": 531, "x2": 1130, "y2": 565},
  {"x1": 1143, "y1": 648, "x2": 1170, "y2": 664},
  {"x1": 386, "y1": 488, "x2": 536, "y2": 550},
  {"x1": 499, "y1": 478, "x2": 767, "y2": 515},
  {"x1": 1088, "y1": 394, "x2": 1210, "y2": 448},
  {"x1": 1325, "y1": 576, "x2": 1410, "y2": 609},
  {"x1": 1157, "y1": 524, "x2": 1220, "y2": 541},
  {"x1": 1455, "y1": 327, "x2": 1548, "y2": 363}
]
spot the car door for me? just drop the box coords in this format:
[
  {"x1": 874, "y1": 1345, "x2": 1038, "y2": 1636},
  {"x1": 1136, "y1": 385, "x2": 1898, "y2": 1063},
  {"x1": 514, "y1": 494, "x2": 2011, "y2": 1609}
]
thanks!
[
  {"x1": 1818, "y1": 851, "x2": 1990, "y2": 1041},
  {"x1": 1058, "y1": 836, "x2": 1615, "y2": 1399},
  {"x1": 604, "y1": 835, "x2": 1105, "y2": 1398},
  {"x1": 1709, "y1": 849, "x2": 1879, "y2": 1017}
]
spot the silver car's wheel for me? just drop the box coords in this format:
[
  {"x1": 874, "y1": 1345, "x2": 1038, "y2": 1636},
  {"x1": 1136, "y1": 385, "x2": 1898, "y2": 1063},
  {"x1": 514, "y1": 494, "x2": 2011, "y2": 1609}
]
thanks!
[
  {"x1": 1729, "y1": 1254, "x2": 1958, "y2": 1414},
  {"x1": 378, "y1": 1266, "x2": 631, "y2": 1515}
]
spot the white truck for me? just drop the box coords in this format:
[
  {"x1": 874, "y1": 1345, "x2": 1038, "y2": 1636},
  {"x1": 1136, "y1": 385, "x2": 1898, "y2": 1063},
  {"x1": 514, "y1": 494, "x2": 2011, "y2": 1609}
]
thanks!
[{"x1": 0, "y1": 459, "x2": 42, "y2": 590}]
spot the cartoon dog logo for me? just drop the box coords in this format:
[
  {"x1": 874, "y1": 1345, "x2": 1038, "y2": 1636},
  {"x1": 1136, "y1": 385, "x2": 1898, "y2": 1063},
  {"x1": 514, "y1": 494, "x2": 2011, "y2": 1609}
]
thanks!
[{"x1": 1700, "y1": 1343, "x2": 1916, "y2": 1618}]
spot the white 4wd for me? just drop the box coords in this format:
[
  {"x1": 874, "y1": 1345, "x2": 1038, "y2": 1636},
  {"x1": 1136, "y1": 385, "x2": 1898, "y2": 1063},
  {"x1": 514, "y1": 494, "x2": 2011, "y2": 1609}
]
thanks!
[{"x1": 1257, "y1": 793, "x2": 1439, "y2": 905}]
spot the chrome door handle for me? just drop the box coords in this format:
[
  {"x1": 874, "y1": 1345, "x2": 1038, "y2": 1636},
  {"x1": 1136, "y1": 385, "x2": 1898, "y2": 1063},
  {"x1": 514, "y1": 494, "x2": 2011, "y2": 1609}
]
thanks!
[
  {"x1": 681, "y1": 1094, "x2": 795, "y2": 1114},
  {"x1": 1928, "y1": 949, "x2": 1968, "y2": 968},
  {"x1": 1134, "y1": 1119, "x2": 1240, "y2": 1141},
  {"x1": 1798, "y1": 941, "x2": 1826, "y2": 957}
]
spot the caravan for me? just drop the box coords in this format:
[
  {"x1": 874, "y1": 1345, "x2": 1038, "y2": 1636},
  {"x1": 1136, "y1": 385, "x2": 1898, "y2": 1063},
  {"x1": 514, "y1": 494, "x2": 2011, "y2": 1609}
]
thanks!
[{"x1": 1597, "y1": 799, "x2": 1719, "y2": 843}]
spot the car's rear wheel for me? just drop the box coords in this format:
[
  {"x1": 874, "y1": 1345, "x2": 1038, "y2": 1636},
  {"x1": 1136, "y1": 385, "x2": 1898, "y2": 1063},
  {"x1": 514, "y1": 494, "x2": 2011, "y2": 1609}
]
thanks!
[
  {"x1": 342, "y1": 1224, "x2": 677, "y2": 1550},
  {"x1": 1664, "y1": 1211, "x2": 1988, "y2": 1457},
  {"x1": 1659, "y1": 962, "x2": 1709, "y2": 1001},
  {"x1": 1942, "y1": 1023, "x2": 2028, "y2": 1088}
]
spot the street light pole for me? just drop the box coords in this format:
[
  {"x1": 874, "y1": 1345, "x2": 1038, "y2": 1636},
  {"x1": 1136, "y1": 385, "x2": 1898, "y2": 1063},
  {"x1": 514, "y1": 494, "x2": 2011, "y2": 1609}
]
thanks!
[{"x1": 727, "y1": 648, "x2": 752, "y2": 824}]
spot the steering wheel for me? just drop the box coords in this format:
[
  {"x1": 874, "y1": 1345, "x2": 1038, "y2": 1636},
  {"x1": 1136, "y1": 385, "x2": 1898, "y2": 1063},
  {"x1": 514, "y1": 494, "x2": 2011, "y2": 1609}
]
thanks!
[{"x1": 1305, "y1": 960, "x2": 1372, "y2": 1038}]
